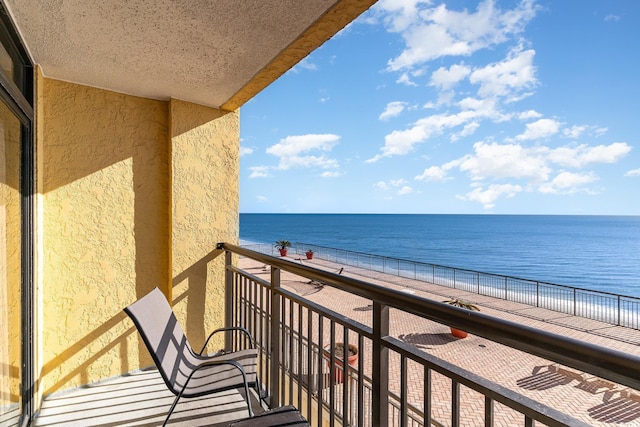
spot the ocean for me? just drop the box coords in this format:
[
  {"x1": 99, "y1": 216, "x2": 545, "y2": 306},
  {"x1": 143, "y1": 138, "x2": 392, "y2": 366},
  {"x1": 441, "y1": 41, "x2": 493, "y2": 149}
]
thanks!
[{"x1": 239, "y1": 214, "x2": 640, "y2": 298}]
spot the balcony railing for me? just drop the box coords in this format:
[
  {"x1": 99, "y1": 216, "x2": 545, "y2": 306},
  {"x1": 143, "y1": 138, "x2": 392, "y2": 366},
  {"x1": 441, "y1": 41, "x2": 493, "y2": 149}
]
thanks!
[
  {"x1": 244, "y1": 242, "x2": 640, "y2": 330},
  {"x1": 219, "y1": 243, "x2": 640, "y2": 427}
]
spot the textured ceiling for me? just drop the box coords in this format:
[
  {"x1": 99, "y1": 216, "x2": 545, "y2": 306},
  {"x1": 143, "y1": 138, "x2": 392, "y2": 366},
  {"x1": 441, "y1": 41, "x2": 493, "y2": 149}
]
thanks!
[{"x1": 5, "y1": 0, "x2": 374, "y2": 109}]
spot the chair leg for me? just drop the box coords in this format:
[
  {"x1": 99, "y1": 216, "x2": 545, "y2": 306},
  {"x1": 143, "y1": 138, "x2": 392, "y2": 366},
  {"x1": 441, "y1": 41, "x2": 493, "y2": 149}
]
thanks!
[{"x1": 163, "y1": 394, "x2": 181, "y2": 426}]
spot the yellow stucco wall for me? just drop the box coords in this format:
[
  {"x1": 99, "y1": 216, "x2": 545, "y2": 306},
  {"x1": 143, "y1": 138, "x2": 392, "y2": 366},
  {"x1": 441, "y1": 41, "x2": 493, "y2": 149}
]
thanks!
[
  {"x1": 169, "y1": 99, "x2": 239, "y2": 349},
  {"x1": 36, "y1": 76, "x2": 239, "y2": 396}
]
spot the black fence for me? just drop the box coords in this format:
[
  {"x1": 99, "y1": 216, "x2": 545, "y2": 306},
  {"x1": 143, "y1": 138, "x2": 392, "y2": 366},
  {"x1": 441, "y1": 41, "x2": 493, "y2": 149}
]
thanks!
[{"x1": 244, "y1": 242, "x2": 640, "y2": 330}]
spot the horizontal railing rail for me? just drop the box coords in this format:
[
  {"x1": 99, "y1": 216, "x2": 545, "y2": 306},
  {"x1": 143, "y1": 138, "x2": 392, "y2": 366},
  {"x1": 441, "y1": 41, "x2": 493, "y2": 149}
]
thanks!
[
  {"x1": 243, "y1": 241, "x2": 640, "y2": 330},
  {"x1": 221, "y1": 243, "x2": 640, "y2": 426}
]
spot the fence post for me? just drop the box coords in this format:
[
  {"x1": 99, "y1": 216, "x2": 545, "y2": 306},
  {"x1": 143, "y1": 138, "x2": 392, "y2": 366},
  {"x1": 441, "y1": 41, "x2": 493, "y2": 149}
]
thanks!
[
  {"x1": 224, "y1": 248, "x2": 233, "y2": 350},
  {"x1": 270, "y1": 267, "x2": 282, "y2": 408},
  {"x1": 372, "y1": 302, "x2": 390, "y2": 427},
  {"x1": 573, "y1": 288, "x2": 577, "y2": 316},
  {"x1": 618, "y1": 295, "x2": 621, "y2": 326}
]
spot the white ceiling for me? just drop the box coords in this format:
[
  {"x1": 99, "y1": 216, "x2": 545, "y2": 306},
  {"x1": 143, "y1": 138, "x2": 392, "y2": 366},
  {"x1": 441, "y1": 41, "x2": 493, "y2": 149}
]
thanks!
[{"x1": 5, "y1": 0, "x2": 370, "y2": 109}]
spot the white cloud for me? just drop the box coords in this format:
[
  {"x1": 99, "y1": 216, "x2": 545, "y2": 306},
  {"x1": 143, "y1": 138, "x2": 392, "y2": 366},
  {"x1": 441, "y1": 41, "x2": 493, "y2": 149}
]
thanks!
[
  {"x1": 429, "y1": 63, "x2": 471, "y2": 90},
  {"x1": 421, "y1": 139, "x2": 631, "y2": 208},
  {"x1": 517, "y1": 110, "x2": 542, "y2": 120},
  {"x1": 398, "y1": 186, "x2": 414, "y2": 195},
  {"x1": 469, "y1": 47, "x2": 537, "y2": 99},
  {"x1": 458, "y1": 184, "x2": 522, "y2": 209},
  {"x1": 563, "y1": 125, "x2": 587, "y2": 139},
  {"x1": 240, "y1": 146, "x2": 254, "y2": 157},
  {"x1": 451, "y1": 121, "x2": 480, "y2": 142},
  {"x1": 256, "y1": 196, "x2": 268, "y2": 203},
  {"x1": 415, "y1": 165, "x2": 448, "y2": 182},
  {"x1": 547, "y1": 142, "x2": 632, "y2": 168},
  {"x1": 375, "y1": 178, "x2": 411, "y2": 192},
  {"x1": 290, "y1": 57, "x2": 318, "y2": 73},
  {"x1": 267, "y1": 134, "x2": 340, "y2": 170},
  {"x1": 374, "y1": 181, "x2": 390, "y2": 190},
  {"x1": 605, "y1": 14, "x2": 621, "y2": 22},
  {"x1": 249, "y1": 166, "x2": 271, "y2": 178},
  {"x1": 321, "y1": 171, "x2": 342, "y2": 178},
  {"x1": 515, "y1": 118, "x2": 561, "y2": 141},
  {"x1": 538, "y1": 171, "x2": 598, "y2": 194},
  {"x1": 396, "y1": 72, "x2": 418, "y2": 86},
  {"x1": 459, "y1": 141, "x2": 551, "y2": 182},
  {"x1": 379, "y1": 0, "x2": 539, "y2": 71},
  {"x1": 379, "y1": 101, "x2": 408, "y2": 120},
  {"x1": 367, "y1": 106, "x2": 497, "y2": 162}
]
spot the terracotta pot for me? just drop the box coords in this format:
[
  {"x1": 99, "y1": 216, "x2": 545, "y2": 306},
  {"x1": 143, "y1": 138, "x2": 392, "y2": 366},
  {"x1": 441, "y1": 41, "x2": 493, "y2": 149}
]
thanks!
[
  {"x1": 278, "y1": 248, "x2": 288, "y2": 257},
  {"x1": 450, "y1": 327, "x2": 468, "y2": 338},
  {"x1": 324, "y1": 343, "x2": 358, "y2": 384},
  {"x1": 305, "y1": 251, "x2": 314, "y2": 260}
]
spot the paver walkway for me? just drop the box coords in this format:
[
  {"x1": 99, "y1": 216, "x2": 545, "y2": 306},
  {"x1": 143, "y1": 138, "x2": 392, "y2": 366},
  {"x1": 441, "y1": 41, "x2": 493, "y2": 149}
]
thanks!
[{"x1": 239, "y1": 255, "x2": 640, "y2": 427}]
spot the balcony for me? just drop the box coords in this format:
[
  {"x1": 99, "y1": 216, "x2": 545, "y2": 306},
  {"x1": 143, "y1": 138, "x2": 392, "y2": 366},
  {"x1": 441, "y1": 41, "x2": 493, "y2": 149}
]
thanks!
[{"x1": 33, "y1": 243, "x2": 640, "y2": 426}]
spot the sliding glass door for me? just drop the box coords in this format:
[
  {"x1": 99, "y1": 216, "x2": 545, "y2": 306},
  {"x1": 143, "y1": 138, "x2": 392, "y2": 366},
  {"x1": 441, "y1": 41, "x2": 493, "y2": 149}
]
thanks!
[{"x1": 0, "y1": 6, "x2": 34, "y2": 426}]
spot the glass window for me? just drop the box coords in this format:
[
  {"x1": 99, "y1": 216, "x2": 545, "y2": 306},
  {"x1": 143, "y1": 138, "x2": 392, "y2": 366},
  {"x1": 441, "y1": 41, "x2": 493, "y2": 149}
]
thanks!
[{"x1": 0, "y1": 97, "x2": 21, "y2": 426}]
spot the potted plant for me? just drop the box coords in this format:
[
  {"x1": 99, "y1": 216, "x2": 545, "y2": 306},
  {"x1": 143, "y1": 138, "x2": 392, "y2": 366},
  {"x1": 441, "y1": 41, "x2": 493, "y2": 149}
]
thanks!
[
  {"x1": 443, "y1": 297, "x2": 480, "y2": 339},
  {"x1": 305, "y1": 249, "x2": 314, "y2": 260},
  {"x1": 323, "y1": 343, "x2": 358, "y2": 384},
  {"x1": 274, "y1": 240, "x2": 291, "y2": 257}
]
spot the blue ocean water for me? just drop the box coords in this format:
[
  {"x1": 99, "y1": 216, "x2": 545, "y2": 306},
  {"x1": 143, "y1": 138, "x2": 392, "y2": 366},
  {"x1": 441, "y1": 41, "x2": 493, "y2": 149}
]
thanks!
[{"x1": 239, "y1": 214, "x2": 640, "y2": 297}]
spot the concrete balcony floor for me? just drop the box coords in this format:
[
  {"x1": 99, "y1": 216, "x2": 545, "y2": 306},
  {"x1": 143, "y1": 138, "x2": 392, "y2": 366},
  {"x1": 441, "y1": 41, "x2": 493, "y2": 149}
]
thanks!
[{"x1": 33, "y1": 368, "x2": 265, "y2": 427}]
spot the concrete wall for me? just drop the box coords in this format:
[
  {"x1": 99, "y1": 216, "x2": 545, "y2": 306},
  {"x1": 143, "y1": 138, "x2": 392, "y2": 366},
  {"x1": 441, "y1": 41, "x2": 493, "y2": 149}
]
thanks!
[{"x1": 35, "y1": 73, "x2": 239, "y2": 396}]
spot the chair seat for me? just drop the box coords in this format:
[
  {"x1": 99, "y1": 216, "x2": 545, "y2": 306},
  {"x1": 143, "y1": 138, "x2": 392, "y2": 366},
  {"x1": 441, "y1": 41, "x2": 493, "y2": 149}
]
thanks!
[{"x1": 228, "y1": 405, "x2": 309, "y2": 426}]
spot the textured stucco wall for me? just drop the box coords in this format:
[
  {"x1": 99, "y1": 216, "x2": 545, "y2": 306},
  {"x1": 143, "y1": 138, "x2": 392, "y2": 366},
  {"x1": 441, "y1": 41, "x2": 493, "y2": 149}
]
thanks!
[
  {"x1": 36, "y1": 76, "x2": 239, "y2": 397},
  {"x1": 169, "y1": 99, "x2": 239, "y2": 350},
  {"x1": 38, "y1": 76, "x2": 170, "y2": 394}
]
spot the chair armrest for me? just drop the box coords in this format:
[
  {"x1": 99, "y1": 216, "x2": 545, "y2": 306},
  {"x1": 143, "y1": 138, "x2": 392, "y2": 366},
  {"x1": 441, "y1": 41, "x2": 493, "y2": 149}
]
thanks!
[{"x1": 198, "y1": 326, "x2": 255, "y2": 355}]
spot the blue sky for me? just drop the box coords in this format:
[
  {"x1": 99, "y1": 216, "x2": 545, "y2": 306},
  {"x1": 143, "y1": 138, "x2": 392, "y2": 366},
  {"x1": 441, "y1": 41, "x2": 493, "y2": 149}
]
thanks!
[{"x1": 239, "y1": 0, "x2": 639, "y2": 214}]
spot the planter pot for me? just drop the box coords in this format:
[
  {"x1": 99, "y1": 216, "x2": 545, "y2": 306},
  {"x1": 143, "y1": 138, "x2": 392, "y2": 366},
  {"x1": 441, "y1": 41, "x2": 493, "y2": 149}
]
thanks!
[
  {"x1": 323, "y1": 343, "x2": 358, "y2": 384},
  {"x1": 450, "y1": 327, "x2": 468, "y2": 338},
  {"x1": 278, "y1": 248, "x2": 288, "y2": 257},
  {"x1": 305, "y1": 252, "x2": 314, "y2": 260}
]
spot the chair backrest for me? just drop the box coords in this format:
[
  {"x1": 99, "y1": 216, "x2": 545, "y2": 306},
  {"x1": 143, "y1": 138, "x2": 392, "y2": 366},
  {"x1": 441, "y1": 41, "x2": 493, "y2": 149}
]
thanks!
[{"x1": 124, "y1": 287, "x2": 196, "y2": 394}]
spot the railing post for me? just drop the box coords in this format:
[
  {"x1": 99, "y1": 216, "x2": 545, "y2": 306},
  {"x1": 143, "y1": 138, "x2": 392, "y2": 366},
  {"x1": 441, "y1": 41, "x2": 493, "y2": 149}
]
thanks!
[
  {"x1": 373, "y1": 301, "x2": 390, "y2": 427},
  {"x1": 618, "y1": 295, "x2": 621, "y2": 326},
  {"x1": 270, "y1": 267, "x2": 282, "y2": 408},
  {"x1": 224, "y1": 248, "x2": 233, "y2": 350}
]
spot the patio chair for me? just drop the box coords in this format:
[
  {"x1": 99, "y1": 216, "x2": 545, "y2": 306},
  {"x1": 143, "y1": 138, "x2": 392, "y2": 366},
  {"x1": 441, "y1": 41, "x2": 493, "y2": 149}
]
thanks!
[{"x1": 124, "y1": 287, "x2": 259, "y2": 426}]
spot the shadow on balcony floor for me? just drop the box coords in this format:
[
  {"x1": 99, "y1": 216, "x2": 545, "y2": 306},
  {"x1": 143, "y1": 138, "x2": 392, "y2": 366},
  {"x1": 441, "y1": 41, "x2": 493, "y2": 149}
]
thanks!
[{"x1": 33, "y1": 367, "x2": 265, "y2": 427}]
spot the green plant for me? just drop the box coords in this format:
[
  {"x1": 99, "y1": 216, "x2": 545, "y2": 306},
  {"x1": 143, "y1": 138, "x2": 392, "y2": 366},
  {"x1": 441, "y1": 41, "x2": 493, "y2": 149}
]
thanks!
[
  {"x1": 443, "y1": 298, "x2": 480, "y2": 311},
  {"x1": 305, "y1": 249, "x2": 314, "y2": 254},
  {"x1": 274, "y1": 240, "x2": 291, "y2": 250}
]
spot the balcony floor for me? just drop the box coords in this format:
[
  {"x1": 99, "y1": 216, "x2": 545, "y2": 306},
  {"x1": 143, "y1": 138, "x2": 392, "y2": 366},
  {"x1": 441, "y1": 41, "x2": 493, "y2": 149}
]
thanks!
[{"x1": 33, "y1": 367, "x2": 266, "y2": 427}]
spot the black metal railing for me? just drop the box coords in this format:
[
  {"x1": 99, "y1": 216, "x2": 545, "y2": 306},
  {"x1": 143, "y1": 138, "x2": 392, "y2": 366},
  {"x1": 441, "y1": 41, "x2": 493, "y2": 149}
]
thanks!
[
  {"x1": 243, "y1": 242, "x2": 640, "y2": 330},
  {"x1": 221, "y1": 243, "x2": 640, "y2": 426}
]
